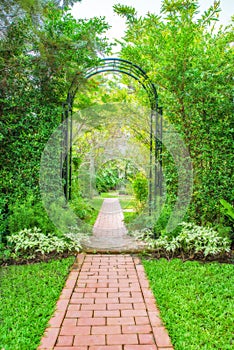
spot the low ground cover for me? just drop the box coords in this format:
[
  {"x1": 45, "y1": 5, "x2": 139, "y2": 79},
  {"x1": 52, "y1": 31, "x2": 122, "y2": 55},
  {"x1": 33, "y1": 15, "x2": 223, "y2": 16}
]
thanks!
[
  {"x1": 143, "y1": 258, "x2": 234, "y2": 350},
  {"x1": 119, "y1": 194, "x2": 135, "y2": 210},
  {"x1": 0, "y1": 257, "x2": 74, "y2": 350}
]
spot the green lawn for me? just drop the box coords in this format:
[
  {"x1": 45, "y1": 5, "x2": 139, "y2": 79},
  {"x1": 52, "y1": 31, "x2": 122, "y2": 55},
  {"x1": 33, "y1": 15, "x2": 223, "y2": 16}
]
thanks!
[
  {"x1": 119, "y1": 195, "x2": 135, "y2": 210},
  {"x1": 100, "y1": 191, "x2": 119, "y2": 198},
  {"x1": 0, "y1": 257, "x2": 75, "y2": 350},
  {"x1": 99, "y1": 191, "x2": 135, "y2": 208},
  {"x1": 90, "y1": 196, "x2": 104, "y2": 211},
  {"x1": 143, "y1": 258, "x2": 234, "y2": 350}
]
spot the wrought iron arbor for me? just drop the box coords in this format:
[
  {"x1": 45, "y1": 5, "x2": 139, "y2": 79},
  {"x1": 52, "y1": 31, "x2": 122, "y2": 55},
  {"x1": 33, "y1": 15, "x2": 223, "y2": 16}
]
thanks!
[{"x1": 62, "y1": 58, "x2": 162, "y2": 213}]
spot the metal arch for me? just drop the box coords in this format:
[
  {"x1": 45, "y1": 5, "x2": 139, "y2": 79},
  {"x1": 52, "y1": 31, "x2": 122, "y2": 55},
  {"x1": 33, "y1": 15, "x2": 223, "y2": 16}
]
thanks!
[
  {"x1": 62, "y1": 57, "x2": 163, "y2": 214},
  {"x1": 68, "y1": 58, "x2": 158, "y2": 110}
]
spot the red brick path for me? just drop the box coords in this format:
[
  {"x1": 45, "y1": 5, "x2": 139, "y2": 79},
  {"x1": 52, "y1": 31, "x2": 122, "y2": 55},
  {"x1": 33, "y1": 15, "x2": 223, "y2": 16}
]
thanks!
[
  {"x1": 93, "y1": 198, "x2": 128, "y2": 237},
  {"x1": 83, "y1": 198, "x2": 146, "y2": 252},
  {"x1": 38, "y1": 254, "x2": 174, "y2": 350}
]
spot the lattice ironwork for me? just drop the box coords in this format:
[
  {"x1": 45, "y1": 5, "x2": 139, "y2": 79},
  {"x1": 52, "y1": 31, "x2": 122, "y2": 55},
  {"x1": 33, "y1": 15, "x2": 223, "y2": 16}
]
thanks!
[{"x1": 62, "y1": 58, "x2": 163, "y2": 213}]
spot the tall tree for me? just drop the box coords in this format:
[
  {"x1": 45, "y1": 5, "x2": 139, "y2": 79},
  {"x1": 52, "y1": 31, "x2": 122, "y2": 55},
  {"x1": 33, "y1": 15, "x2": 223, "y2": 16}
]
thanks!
[
  {"x1": 114, "y1": 0, "x2": 234, "y2": 228},
  {"x1": 0, "y1": 1, "x2": 110, "y2": 240}
]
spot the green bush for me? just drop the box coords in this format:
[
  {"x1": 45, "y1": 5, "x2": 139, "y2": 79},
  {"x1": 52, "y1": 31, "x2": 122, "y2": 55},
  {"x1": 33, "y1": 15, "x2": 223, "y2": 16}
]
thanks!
[
  {"x1": 0, "y1": 197, "x2": 7, "y2": 242},
  {"x1": 219, "y1": 199, "x2": 234, "y2": 243},
  {"x1": 174, "y1": 222, "x2": 230, "y2": 257},
  {"x1": 152, "y1": 203, "x2": 183, "y2": 238},
  {"x1": 133, "y1": 222, "x2": 231, "y2": 259},
  {"x1": 96, "y1": 167, "x2": 120, "y2": 193},
  {"x1": 220, "y1": 199, "x2": 234, "y2": 222},
  {"x1": 7, "y1": 193, "x2": 84, "y2": 238},
  {"x1": 70, "y1": 196, "x2": 95, "y2": 221},
  {"x1": 0, "y1": 242, "x2": 11, "y2": 262},
  {"x1": 132, "y1": 172, "x2": 148, "y2": 211},
  {"x1": 6, "y1": 226, "x2": 82, "y2": 260},
  {"x1": 8, "y1": 193, "x2": 57, "y2": 235},
  {"x1": 69, "y1": 195, "x2": 99, "y2": 227},
  {"x1": 127, "y1": 214, "x2": 154, "y2": 232}
]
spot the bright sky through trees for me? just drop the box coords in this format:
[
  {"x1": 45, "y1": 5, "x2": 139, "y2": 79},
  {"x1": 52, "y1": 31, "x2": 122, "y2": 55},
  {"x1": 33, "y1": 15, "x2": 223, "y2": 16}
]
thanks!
[{"x1": 72, "y1": 0, "x2": 234, "y2": 47}]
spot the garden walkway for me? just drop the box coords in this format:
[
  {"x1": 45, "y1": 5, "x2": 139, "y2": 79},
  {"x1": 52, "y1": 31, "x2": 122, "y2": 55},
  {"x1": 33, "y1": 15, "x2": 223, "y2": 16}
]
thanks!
[
  {"x1": 82, "y1": 198, "x2": 146, "y2": 252},
  {"x1": 38, "y1": 198, "x2": 174, "y2": 349},
  {"x1": 38, "y1": 254, "x2": 174, "y2": 350}
]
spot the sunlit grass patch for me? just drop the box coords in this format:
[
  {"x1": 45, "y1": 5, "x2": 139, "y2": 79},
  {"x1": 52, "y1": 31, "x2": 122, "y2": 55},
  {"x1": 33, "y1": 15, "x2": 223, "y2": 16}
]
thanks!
[
  {"x1": 143, "y1": 258, "x2": 234, "y2": 350},
  {"x1": 0, "y1": 257, "x2": 74, "y2": 350}
]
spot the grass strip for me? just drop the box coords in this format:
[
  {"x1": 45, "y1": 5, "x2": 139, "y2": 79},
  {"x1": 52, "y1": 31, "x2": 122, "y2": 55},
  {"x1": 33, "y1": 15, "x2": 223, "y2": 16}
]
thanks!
[
  {"x1": 0, "y1": 257, "x2": 75, "y2": 350},
  {"x1": 90, "y1": 197, "x2": 104, "y2": 211},
  {"x1": 142, "y1": 258, "x2": 234, "y2": 350}
]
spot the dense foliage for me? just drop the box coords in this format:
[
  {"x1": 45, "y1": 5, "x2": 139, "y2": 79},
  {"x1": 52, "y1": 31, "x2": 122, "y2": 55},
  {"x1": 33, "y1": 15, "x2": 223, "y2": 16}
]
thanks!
[
  {"x1": 6, "y1": 227, "x2": 81, "y2": 261},
  {"x1": 0, "y1": 0, "x2": 110, "y2": 246},
  {"x1": 115, "y1": 0, "x2": 234, "y2": 238},
  {"x1": 0, "y1": 0, "x2": 233, "y2": 260},
  {"x1": 131, "y1": 172, "x2": 148, "y2": 211},
  {"x1": 133, "y1": 222, "x2": 231, "y2": 260}
]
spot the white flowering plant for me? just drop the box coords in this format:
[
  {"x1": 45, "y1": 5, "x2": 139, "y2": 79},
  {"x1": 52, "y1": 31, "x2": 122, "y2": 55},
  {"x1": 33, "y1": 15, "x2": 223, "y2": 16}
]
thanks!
[
  {"x1": 132, "y1": 222, "x2": 231, "y2": 260},
  {"x1": 7, "y1": 226, "x2": 84, "y2": 260}
]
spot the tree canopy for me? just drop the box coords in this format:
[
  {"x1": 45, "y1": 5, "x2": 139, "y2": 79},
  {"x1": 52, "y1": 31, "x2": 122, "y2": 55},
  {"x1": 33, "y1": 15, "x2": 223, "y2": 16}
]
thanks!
[
  {"x1": 114, "y1": 0, "x2": 233, "y2": 232},
  {"x1": 0, "y1": 0, "x2": 110, "y2": 239}
]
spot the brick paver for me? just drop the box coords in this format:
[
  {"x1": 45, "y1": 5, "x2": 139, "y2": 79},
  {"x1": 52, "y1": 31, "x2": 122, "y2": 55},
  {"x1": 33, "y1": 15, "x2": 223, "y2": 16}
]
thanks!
[
  {"x1": 38, "y1": 254, "x2": 174, "y2": 350},
  {"x1": 93, "y1": 198, "x2": 127, "y2": 237},
  {"x1": 82, "y1": 198, "x2": 147, "y2": 252}
]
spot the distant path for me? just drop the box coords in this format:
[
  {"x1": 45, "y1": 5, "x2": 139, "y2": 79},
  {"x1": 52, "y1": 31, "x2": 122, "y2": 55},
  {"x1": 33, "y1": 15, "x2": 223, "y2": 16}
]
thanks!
[
  {"x1": 82, "y1": 198, "x2": 146, "y2": 252},
  {"x1": 93, "y1": 198, "x2": 128, "y2": 237}
]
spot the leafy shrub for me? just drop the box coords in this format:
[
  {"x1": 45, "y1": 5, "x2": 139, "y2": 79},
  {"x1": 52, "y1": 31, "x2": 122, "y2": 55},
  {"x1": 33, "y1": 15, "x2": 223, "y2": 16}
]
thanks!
[
  {"x1": 219, "y1": 199, "x2": 234, "y2": 244},
  {"x1": 95, "y1": 159, "x2": 137, "y2": 194},
  {"x1": 96, "y1": 167, "x2": 120, "y2": 193},
  {"x1": 175, "y1": 223, "x2": 230, "y2": 257},
  {"x1": 220, "y1": 199, "x2": 234, "y2": 222},
  {"x1": 152, "y1": 203, "x2": 183, "y2": 238},
  {"x1": 132, "y1": 172, "x2": 148, "y2": 211},
  {"x1": 0, "y1": 197, "x2": 7, "y2": 242},
  {"x1": 47, "y1": 197, "x2": 79, "y2": 235},
  {"x1": 126, "y1": 214, "x2": 154, "y2": 231},
  {"x1": 7, "y1": 193, "x2": 84, "y2": 237},
  {"x1": 133, "y1": 222, "x2": 231, "y2": 260},
  {"x1": 6, "y1": 226, "x2": 83, "y2": 260},
  {"x1": 8, "y1": 193, "x2": 57, "y2": 235},
  {"x1": 0, "y1": 242, "x2": 12, "y2": 263},
  {"x1": 70, "y1": 196, "x2": 96, "y2": 222},
  {"x1": 123, "y1": 211, "x2": 138, "y2": 226}
]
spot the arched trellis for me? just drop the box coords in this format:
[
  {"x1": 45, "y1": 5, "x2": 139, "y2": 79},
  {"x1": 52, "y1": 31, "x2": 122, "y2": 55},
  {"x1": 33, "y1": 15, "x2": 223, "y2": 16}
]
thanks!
[{"x1": 62, "y1": 58, "x2": 163, "y2": 213}]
